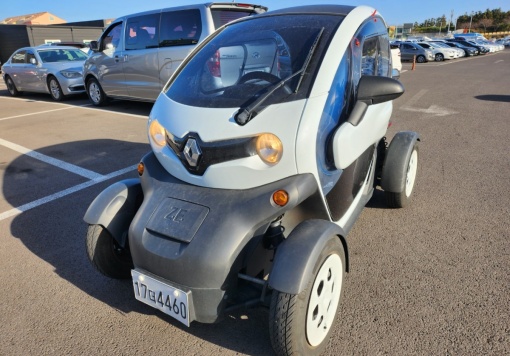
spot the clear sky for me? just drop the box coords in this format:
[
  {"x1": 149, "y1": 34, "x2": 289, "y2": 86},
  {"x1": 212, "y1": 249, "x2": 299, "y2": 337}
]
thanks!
[{"x1": 1, "y1": 0, "x2": 509, "y2": 26}]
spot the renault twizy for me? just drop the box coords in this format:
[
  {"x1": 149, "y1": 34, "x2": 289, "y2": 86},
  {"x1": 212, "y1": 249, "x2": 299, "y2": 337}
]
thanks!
[{"x1": 84, "y1": 5, "x2": 420, "y2": 355}]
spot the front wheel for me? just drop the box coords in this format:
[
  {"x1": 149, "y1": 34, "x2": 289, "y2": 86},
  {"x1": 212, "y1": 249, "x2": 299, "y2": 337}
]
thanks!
[
  {"x1": 86, "y1": 224, "x2": 133, "y2": 279},
  {"x1": 48, "y1": 76, "x2": 65, "y2": 101},
  {"x1": 269, "y1": 238, "x2": 345, "y2": 356},
  {"x1": 435, "y1": 53, "x2": 444, "y2": 62},
  {"x1": 86, "y1": 77, "x2": 108, "y2": 106},
  {"x1": 416, "y1": 55, "x2": 426, "y2": 63}
]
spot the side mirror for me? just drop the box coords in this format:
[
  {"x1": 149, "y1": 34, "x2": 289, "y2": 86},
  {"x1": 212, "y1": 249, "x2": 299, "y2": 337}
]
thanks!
[
  {"x1": 332, "y1": 76, "x2": 405, "y2": 170},
  {"x1": 89, "y1": 40, "x2": 99, "y2": 52},
  {"x1": 348, "y1": 75, "x2": 404, "y2": 126}
]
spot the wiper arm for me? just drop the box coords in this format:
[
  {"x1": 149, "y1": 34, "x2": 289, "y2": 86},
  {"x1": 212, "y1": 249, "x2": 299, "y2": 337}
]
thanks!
[
  {"x1": 234, "y1": 27, "x2": 325, "y2": 126},
  {"x1": 234, "y1": 69, "x2": 303, "y2": 125}
]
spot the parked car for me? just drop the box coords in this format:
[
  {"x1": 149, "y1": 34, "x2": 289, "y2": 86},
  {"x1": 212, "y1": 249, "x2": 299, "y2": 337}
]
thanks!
[
  {"x1": 2, "y1": 46, "x2": 88, "y2": 100},
  {"x1": 83, "y1": 4, "x2": 419, "y2": 356},
  {"x1": 447, "y1": 39, "x2": 489, "y2": 55},
  {"x1": 442, "y1": 41, "x2": 478, "y2": 56},
  {"x1": 84, "y1": 2, "x2": 267, "y2": 106},
  {"x1": 40, "y1": 41, "x2": 90, "y2": 53},
  {"x1": 416, "y1": 42, "x2": 452, "y2": 61},
  {"x1": 427, "y1": 41, "x2": 464, "y2": 58},
  {"x1": 399, "y1": 42, "x2": 434, "y2": 63}
]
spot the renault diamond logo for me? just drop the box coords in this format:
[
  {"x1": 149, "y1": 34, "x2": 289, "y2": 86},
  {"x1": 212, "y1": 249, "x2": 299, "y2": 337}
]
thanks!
[{"x1": 183, "y1": 138, "x2": 201, "y2": 167}]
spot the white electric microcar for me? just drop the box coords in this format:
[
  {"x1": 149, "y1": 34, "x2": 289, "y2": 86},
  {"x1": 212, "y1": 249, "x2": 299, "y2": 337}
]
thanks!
[{"x1": 84, "y1": 5, "x2": 420, "y2": 355}]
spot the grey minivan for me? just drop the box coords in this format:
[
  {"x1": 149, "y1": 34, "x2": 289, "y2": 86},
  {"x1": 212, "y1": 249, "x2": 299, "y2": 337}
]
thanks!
[{"x1": 83, "y1": 3, "x2": 267, "y2": 106}]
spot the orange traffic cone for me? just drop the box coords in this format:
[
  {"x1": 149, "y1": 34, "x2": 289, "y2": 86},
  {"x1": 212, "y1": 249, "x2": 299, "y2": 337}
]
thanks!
[{"x1": 412, "y1": 55, "x2": 416, "y2": 70}]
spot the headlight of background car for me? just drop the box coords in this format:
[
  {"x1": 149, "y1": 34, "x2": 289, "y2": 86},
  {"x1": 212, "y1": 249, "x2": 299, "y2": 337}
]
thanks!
[
  {"x1": 256, "y1": 133, "x2": 283, "y2": 165},
  {"x1": 149, "y1": 119, "x2": 167, "y2": 147},
  {"x1": 59, "y1": 70, "x2": 82, "y2": 78}
]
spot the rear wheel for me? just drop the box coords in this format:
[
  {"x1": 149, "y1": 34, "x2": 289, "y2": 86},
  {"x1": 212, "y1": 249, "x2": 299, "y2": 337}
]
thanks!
[
  {"x1": 48, "y1": 76, "x2": 65, "y2": 101},
  {"x1": 385, "y1": 145, "x2": 419, "y2": 208},
  {"x1": 269, "y1": 237, "x2": 345, "y2": 356},
  {"x1": 86, "y1": 77, "x2": 108, "y2": 106},
  {"x1": 86, "y1": 224, "x2": 133, "y2": 279},
  {"x1": 5, "y1": 75, "x2": 22, "y2": 96}
]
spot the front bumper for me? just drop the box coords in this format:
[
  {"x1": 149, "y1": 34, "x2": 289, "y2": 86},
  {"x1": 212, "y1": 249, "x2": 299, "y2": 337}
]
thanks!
[{"x1": 128, "y1": 152, "x2": 317, "y2": 323}]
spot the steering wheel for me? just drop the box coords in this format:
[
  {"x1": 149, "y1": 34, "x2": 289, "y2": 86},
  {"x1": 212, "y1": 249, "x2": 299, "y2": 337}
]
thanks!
[{"x1": 238, "y1": 71, "x2": 292, "y2": 94}]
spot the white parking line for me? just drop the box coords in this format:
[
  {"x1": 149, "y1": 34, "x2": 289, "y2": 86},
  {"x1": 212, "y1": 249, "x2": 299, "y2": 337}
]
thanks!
[
  {"x1": 0, "y1": 165, "x2": 137, "y2": 221},
  {"x1": 0, "y1": 107, "x2": 74, "y2": 122},
  {"x1": 0, "y1": 138, "x2": 102, "y2": 180}
]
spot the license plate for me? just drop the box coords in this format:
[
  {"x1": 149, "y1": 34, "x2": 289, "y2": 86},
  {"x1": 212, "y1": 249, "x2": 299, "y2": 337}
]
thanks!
[{"x1": 131, "y1": 270, "x2": 190, "y2": 326}]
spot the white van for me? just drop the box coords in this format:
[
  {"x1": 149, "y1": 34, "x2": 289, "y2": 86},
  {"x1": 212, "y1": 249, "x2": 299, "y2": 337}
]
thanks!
[{"x1": 83, "y1": 3, "x2": 267, "y2": 106}]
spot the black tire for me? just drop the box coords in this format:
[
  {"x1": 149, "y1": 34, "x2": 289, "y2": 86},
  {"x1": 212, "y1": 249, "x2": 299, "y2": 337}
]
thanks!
[
  {"x1": 86, "y1": 77, "x2": 108, "y2": 106},
  {"x1": 5, "y1": 75, "x2": 22, "y2": 96},
  {"x1": 48, "y1": 76, "x2": 65, "y2": 101},
  {"x1": 86, "y1": 224, "x2": 133, "y2": 279},
  {"x1": 269, "y1": 237, "x2": 345, "y2": 356},
  {"x1": 416, "y1": 55, "x2": 426, "y2": 63},
  {"x1": 385, "y1": 145, "x2": 419, "y2": 208},
  {"x1": 435, "y1": 53, "x2": 444, "y2": 62}
]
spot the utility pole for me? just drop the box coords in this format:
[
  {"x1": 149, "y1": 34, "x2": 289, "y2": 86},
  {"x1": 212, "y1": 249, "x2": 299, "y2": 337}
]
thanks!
[
  {"x1": 469, "y1": 11, "x2": 474, "y2": 33},
  {"x1": 447, "y1": 10, "x2": 454, "y2": 33}
]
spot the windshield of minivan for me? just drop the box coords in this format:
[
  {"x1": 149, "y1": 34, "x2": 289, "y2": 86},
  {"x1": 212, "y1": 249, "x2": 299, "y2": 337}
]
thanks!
[{"x1": 165, "y1": 14, "x2": 343, "y2": 109}]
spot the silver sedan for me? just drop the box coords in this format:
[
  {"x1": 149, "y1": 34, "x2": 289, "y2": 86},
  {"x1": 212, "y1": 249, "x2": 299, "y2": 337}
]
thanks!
[{"x1": 1, "y1": 46, "x2": 88, "y2": 101}]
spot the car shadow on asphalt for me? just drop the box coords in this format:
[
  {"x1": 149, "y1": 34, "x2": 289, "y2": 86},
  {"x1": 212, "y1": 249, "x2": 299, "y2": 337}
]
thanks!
[
  {"x1": 0, "y1": 90, "x2": 154, "y2": 117},
  {"x1": 475, "y1": 94, "x2": 510, "y2": 103},
  {"x1": 3, "y1": 139, "x2": 274, "y2": 355}
]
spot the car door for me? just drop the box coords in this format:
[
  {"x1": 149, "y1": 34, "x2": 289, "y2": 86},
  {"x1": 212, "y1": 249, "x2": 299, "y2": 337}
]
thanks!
[
  {"x1": 399, "y1": 43, "x2": 416, "y2": 61},
  {"x1": 157, "y1": 9, "x2": 203, "y2": 93},
  {"x1": 123, "y1": 12, "x2": 161, "y2": 100},
  {"x1": 6, "y1": 50, "x2": 27, "y2": 89},
  {"x1": 21, "y1": 50, "x2": 46, "y2": 92},
  {"x1": 91, "y1": 22, "x2": 130, "y2": 97},
  {"x1": 324, "y1": 19, "x2": 393, "y2": 221}
]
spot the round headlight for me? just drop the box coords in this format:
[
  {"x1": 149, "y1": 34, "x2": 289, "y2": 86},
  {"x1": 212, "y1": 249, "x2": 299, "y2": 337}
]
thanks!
[
  {"x1": 149, "y1": 119, "x2": 166, "y2": 147},
  {"x1": 256, "y1": 133, "x2": 283, "y2": 165}
]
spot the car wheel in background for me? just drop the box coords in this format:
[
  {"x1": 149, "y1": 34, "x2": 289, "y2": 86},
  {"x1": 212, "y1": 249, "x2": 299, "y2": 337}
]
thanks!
[
  {"x1": 86, "y1": 77, "x2": 109, "y2": 106},
  {"x1": 5, "y1": 75, "x2": 22, "y2": 97},
  {"x1": 48, "y1": 76, "x2": 65, "y2": 101},
  {"x1": 435, "y1": 53, "x2": 444, "y2": 62},
  {"x1": 416, "y1": 55, "x2": 426, "y2": 63}
]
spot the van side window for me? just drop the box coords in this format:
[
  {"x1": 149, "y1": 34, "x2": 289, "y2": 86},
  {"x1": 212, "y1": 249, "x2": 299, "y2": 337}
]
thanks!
[
  {"x1": 11, "y1": 50, "x2": 26, "y2": 64},
  {"x1": 102, "y1": 22, "x2": 122, "y2": 51},
  {"x1": 126, "y1": 14, "x2": 159, "y2": 50},
  {"x1": 160, "y1": 10, "x2": 202, "y2": 47}
]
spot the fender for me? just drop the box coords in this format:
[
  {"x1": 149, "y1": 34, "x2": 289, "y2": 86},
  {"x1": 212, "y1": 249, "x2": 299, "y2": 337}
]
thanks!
[
  {"x1": 83, "y1": 178, "x2": 142, "y2": 247},
  {"x1": 269, "y1": 219, "x2": 348, "y2": 295},
  {"x1": 380, "y1": 131, "x2": 420, "y2": 193}
]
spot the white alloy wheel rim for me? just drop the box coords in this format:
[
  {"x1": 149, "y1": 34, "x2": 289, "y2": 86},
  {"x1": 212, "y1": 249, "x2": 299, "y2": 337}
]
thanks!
[
  {"x1": 50, "y1": 79, "x2": 60, "y2": 99},
  {"x1": 89, "y1": 82, "x2": 101, "y2": 103},
  {"x1": 405, "y1": 149, "x2": 418, "y2": 197},
  {"x1": 306, "y1": 253, "x2": 343, "y2": 347}
]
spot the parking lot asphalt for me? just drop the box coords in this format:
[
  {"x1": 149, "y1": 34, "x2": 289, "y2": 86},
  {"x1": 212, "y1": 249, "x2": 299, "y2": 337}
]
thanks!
[{"x1": 1, "y1": 50, "x2": 509, "y2": 356}]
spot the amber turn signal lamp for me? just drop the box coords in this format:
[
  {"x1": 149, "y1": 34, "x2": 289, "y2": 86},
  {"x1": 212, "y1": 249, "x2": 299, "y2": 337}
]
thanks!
[
  {"x1": 272, "y1": 190, "x2": 289, "y2": 207},
  {"x1": 137, "y1": 162, "x2": 145, "y2": 176}
]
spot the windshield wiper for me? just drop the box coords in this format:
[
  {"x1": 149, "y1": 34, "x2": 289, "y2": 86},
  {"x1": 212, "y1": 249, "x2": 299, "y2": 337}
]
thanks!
[{"x1": 234, "y1": 27, "x2": 325, "y2": 126}]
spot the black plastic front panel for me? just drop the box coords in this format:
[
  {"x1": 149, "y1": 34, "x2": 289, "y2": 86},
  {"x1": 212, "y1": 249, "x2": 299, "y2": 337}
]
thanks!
[{"x1": 128, "y1": 152, "x2": 317, "y2": 322}]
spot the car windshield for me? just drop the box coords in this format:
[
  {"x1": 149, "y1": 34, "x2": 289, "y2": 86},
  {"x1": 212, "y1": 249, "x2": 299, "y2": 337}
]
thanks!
[
  {"x1": 165, "y1": 14, "x2": 343, "y2": 109},
  {"x1": 38, "y1": 49, "x2": 88, "y2": 63}
]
